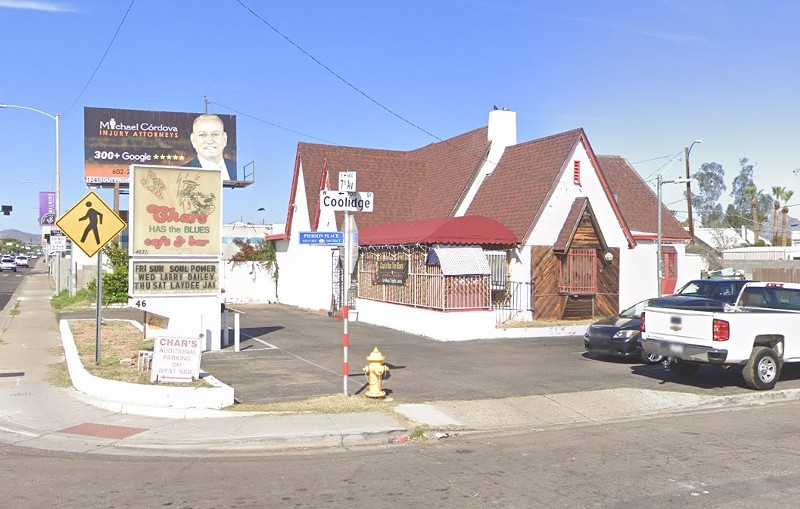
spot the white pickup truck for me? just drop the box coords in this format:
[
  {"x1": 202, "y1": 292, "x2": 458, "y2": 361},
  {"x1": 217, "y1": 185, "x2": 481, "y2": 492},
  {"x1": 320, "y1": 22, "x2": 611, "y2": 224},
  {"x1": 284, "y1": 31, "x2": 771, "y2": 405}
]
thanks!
[{"x1": 640, "y1": 281, "x2": 800, "y2": 390}]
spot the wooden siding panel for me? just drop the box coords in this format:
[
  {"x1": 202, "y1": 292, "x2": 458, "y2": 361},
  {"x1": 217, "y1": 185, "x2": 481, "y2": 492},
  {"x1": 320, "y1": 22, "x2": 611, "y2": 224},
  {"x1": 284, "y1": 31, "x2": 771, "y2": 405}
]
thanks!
[
  {"x1": 572, "y1": 216, "x2": 602, "y2": 248},
  {"x1": 595, "y1": 247, "x2": 620, "y2": 317},
  {"x1": 531, "y1": 246, "x2": 563, "y2": 320},
  {"x1": 562, "y1": 295, "x2": 595, "y2": 319}
]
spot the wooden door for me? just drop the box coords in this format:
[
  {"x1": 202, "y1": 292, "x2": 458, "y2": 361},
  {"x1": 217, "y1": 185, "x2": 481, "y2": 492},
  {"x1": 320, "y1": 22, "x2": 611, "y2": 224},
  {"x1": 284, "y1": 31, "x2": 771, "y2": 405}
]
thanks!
[{"x1": 662, "y1": 250, "x2": 678, "y2": 294}]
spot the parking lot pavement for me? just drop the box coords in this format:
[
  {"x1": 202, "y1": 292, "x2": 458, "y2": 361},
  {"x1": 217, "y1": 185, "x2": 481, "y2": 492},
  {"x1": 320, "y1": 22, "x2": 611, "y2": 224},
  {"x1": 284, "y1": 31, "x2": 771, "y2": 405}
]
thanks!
[{"x1": 61, "y1": 302, "x2": 800, "y2": 407}]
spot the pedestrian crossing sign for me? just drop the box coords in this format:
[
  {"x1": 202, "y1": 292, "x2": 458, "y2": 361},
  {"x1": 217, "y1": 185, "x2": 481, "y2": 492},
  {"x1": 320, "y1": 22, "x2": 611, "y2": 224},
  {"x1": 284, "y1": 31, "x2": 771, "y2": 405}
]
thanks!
[{"x1": 56, "y1": 191, "x2": 127, "y2": 257}]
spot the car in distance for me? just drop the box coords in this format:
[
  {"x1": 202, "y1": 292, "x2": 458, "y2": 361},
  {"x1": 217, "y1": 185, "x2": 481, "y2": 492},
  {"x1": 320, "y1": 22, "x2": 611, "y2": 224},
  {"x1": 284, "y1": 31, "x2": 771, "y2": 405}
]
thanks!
[
  {"x1": 584, "y1": 296, "x2": 727, "y2": 364},
  {"x1": 1, "y1": 256, "x2": 17, "y2": 272},
  {"x1": 14, "y1": 255, "x2": 29, "y2": 267},
  {"x1": 672, "y1": 278, "x2": 753, "y2": 305}
]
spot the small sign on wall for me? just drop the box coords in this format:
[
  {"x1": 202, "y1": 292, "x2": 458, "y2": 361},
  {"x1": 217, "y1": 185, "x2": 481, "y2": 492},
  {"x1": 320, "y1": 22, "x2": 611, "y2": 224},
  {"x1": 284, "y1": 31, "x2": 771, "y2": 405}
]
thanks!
[
  {"x1": 150, "y1": 336, "x2": 203, "y2": 383},
  {"x1": 376, "y1": 260, "x2": 409, "y2": 285}
]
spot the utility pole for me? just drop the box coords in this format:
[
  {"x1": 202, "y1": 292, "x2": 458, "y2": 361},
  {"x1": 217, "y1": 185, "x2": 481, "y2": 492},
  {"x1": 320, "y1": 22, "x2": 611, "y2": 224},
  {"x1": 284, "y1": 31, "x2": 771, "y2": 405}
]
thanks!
[{"x1": 685, "y1": 139, "x2": 702, "y2": 244}]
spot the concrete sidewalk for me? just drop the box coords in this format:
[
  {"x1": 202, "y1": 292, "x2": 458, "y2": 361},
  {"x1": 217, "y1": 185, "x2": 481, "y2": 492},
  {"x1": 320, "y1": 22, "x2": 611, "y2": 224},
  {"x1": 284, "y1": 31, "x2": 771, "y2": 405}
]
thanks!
[
  {"x1": 2, "y1": 270, "x2": 799, "y2": 456},
  {"x1": 0, "y1": 271, "x2": 407, "y2": 454}
]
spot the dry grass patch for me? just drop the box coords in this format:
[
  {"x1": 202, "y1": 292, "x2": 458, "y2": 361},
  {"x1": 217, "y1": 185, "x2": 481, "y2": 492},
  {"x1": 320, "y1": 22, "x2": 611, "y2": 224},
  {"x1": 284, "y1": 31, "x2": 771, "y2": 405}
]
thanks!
[
  {"x1": 68, "y1": 319, "x2": 210, "y2": 387},
  {"x1": 498, "y1": 317, "x2": 596, "y2": 329},
  {"x1": 228, "y1": 394, "x2": 391, "y2": 414}
]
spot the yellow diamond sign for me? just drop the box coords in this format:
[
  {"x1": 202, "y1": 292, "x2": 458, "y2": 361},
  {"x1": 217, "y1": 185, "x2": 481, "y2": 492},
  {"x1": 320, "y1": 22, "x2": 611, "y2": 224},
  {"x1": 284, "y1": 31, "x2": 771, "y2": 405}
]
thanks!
[{"x1": 56, "y1": 191, "x2": 127, "y2": 257}]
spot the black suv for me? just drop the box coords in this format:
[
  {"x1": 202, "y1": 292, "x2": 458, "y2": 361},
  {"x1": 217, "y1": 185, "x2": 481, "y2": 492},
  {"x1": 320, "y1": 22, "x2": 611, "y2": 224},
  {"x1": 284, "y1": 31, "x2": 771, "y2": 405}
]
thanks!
[{"x1": 672, "y1": 278, "x2": 754, "y2": 305}]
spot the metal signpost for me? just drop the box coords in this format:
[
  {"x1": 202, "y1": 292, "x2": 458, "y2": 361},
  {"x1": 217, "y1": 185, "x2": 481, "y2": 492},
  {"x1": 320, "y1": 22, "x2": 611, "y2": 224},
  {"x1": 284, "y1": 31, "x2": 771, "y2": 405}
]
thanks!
[
  {"x1": 319, "y1": 172, "x2": 373, "y2": 395},
  {"x1": 56, "y1": 191, "x2": 127, "y2": 363}
]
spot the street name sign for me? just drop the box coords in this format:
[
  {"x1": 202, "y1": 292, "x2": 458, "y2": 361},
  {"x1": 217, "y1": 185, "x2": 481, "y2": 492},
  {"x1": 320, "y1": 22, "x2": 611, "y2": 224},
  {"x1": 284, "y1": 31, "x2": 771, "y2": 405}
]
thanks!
[
  {"x1": 299, "y1": 231, "x2": 345, "y2": 246},
  {"x1": 320, "y1": 190, "x2": 374, "y2": 212},
  {"x1": 339, "y1": 171, "x2": 356, "y2": 192},
  {"x1": 56, "y1": 191, "x2": 127, "y2": 257}
]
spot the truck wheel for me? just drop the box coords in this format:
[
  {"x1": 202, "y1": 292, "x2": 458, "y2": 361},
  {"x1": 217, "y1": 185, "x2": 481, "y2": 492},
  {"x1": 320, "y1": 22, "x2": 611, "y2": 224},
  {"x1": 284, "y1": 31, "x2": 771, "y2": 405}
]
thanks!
[
  {"x1": 743, "y1": 346, "x2": 781, "y2": 390},
  {"x1": 667, "y1": 359, "x2": 699, "y2": 377},
  {"x1": 641, "y1": 350, "x2": 665, "y2": 365}
]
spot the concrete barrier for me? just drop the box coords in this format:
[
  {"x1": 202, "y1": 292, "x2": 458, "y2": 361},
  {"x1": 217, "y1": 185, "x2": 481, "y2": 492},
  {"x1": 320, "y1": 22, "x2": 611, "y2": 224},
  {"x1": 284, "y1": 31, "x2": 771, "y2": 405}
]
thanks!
[{"x1": 60, "y1": 319, "x2": 235, "y2": 412}]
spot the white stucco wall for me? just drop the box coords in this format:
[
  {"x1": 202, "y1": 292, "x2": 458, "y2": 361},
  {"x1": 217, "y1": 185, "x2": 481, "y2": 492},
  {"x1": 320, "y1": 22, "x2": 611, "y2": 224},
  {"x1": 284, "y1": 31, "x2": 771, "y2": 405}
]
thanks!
[
  {"x1": 618, "y1": 243, "x2": 658, "y2": 309},
  {"x1": 272, "y1": 162, "x2": 346, "y2": 312},
  {"x1": 221, "y1": 261, "x2": 278, "y2": 304},
  {"x1": 355, "y1": 299, "x2": 586, "y2": 341},
  {"x1": 529, "y1": 145, "x2": 628, "y2": 250},
  {"x1": 618, "y1": 241, "x2": 701, "y2": 311}
]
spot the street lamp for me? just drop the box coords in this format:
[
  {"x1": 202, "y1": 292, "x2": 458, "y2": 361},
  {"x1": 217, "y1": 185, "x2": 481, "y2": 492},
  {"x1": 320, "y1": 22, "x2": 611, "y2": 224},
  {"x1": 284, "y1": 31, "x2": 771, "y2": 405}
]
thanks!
[
  {"x1": 685, "y1": 139, "x2": 702, "y2": 243},
  {"x1": 0, "y1": 103, "x2": 61, "y2": 293},
  {"x1": 657, "y1": 174, "x2": 691, "y2": 297}
]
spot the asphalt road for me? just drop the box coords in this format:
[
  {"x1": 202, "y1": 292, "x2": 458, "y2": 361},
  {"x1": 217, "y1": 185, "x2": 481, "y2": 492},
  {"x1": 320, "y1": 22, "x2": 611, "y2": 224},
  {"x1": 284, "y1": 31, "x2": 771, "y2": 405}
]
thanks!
[
  {"x1": 0, "y1": 258, "x2": 41, "y2": 311},
  {"x1": 62, "y1": 301, "x2": 800, "y2": 405},
  {"x1": 4, "y1": 400, "x2": 800, "y2": 508}
]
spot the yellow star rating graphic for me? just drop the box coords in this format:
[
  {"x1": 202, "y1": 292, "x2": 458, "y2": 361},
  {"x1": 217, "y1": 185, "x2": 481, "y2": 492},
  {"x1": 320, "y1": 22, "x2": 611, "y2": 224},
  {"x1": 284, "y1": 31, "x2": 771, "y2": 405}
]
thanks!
[{"x1": 152, "y1": 154, "x2": 186, "y2": 162}]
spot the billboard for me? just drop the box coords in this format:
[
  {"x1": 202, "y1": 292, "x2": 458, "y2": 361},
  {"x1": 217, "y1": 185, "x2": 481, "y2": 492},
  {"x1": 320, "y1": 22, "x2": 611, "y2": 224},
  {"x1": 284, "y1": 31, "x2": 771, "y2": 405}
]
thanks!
[
  {"x1": 129, "y1": 165, "x2": 222, "y2": 257},
  {"x1": 39, "y1": 191, "x2": 56, "y2": 225},
  {"x1": 84, "y1": 107, "x2": 237, "y2": 185}
]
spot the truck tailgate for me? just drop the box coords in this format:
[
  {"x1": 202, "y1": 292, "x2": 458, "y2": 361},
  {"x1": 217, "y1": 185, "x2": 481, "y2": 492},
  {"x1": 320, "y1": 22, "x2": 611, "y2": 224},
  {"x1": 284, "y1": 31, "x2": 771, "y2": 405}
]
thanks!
[{"x1": 642, "y1": 306, "x2": 717, "y2": 346}]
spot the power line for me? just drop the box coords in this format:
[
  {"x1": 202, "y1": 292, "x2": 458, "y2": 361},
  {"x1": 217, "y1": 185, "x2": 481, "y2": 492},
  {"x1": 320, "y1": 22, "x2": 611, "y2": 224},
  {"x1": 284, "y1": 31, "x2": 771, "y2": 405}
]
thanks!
[
  {"x1": 64, "y1": 0, "x2": 136, "y2": 115},
  {"x1": 209, "y1": 101, "x2": 339, "y2": 144},
  {"x1": 631, "y1": 153, "x2": 680, "y2": 165},
  {"x1": 639, "y1": 150, "x2": 683, "y2": 182},
  {"x1": 234, "y1": 0, "x2": 444, "y2": 143}
]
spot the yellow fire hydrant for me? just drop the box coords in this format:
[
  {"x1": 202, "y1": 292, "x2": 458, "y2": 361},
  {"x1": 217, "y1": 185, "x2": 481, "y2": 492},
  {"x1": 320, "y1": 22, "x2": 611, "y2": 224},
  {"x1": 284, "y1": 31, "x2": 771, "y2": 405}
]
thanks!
[{"x1": 363, "y1": 347, "x2": 389, "y2": 398}]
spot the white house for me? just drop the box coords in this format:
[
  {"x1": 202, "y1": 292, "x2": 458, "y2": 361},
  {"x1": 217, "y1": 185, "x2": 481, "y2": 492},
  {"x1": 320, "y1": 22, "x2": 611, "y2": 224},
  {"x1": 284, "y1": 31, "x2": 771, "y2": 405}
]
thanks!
[{"x1": 263, "y1": 110, "x2": 694, "y2": 339}]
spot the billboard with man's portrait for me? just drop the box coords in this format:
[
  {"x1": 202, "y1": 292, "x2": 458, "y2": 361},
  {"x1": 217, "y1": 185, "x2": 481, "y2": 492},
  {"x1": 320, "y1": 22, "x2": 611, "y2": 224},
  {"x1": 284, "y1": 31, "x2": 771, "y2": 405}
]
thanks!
[{"x1": 84, "y1": 107, "x2": 237, "y2": 185}]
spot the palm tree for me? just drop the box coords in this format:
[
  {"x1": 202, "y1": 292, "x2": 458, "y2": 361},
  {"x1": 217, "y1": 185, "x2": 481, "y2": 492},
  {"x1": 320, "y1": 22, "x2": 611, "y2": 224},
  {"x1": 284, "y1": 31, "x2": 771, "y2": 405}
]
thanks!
[
  {"x1": 772, "y1": 186, "x2": 785, "y2": 245},
  {"x1": 781, "y1": 189, "x2": 795, "y2": 247},
  {"x1": 744, "y1": 186, "x2": 761, "y2": 244}
]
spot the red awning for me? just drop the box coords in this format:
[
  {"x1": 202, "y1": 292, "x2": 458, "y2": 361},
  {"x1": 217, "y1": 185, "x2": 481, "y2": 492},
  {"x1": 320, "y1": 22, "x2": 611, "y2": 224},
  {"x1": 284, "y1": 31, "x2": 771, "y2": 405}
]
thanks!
[{"x1": 358, "y1": 215, "x2": 518, "y2": 246}]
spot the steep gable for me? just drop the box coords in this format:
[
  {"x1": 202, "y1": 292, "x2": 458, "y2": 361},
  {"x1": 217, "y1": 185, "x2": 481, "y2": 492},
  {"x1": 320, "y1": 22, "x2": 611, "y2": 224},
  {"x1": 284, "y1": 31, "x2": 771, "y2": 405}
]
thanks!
[
  {"x1": 553, "y1": 197, "x2": 609, "y2": 253},
  {"x1": 597, "y1": 155, "x2": 690, "y2": 241},
  {"x1": 465, "y1": 129, "x2": 583, "y2": 244},
  {"x1": 290, "y1": 127, "x2": 490, "y2": 233}
]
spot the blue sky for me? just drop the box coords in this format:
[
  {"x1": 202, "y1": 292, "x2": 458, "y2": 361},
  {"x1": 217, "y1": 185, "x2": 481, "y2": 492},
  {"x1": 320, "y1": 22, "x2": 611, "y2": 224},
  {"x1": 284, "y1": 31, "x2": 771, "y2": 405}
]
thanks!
[{"x1": 1, "y1": 0, "x2": 799, "y2": 235}]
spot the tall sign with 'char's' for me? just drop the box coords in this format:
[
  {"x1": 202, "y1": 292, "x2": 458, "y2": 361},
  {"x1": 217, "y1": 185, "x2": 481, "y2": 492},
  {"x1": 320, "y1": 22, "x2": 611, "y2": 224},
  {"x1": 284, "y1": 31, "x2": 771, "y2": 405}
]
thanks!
[
  {"x1": 129, "y1": 165, "x2": 221, "y2": 257},
  {"x1": 127, "y1": 163, "x2": 225, "y2": 354}
]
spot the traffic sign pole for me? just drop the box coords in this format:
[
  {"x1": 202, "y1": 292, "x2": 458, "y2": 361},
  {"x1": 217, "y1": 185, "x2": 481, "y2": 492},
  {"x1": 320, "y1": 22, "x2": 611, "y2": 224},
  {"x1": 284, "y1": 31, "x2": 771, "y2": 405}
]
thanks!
[
  {"x1": 325, "y1": 172, "x2": 373, "y2": 396},
  {"x1": 95, "y1": 251, "x2": 102, "y2": 364},
  {"x1": 56, "y1": 191, "x2": 126, "y2": 365},
  {"x1": 343, "y1": 209, "x2": 350, "y2": 396}
]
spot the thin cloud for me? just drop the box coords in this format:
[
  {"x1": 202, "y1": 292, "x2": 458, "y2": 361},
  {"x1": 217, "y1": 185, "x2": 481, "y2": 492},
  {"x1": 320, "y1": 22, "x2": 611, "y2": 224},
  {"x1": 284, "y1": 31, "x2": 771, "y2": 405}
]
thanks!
[
  {"x1": 437, "y1": 0, "x2": 703, "y2": 44},
  {"x1": 556, "y1": 14, "x2": 703, "y2": 43},
  {"x1": 0, "y1": 0, "x2": 75, "y2": 12}
]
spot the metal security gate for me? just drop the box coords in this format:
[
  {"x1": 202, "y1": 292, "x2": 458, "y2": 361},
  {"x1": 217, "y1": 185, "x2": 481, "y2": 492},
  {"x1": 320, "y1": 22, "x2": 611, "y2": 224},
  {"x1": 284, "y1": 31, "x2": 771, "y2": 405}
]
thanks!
[{"x1": 331, "y1": 249, "x2": 343, "y2": 313}]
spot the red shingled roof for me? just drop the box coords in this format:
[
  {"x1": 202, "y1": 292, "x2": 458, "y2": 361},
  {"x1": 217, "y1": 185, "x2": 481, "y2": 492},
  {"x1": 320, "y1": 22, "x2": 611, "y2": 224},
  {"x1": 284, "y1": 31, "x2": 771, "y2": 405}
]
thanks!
[
  {"x1": 466, "y1": 129, "x2": 635, "y2": 247},
  {"x1": 597, "y1": 155, "x2": 690, "y2": 241},
  {"x1": 287, "y1": 127, "x2": 491, "y2": 236},
  {"x1": 358, "y1": 215, "x2": 517, "y2": 246}
]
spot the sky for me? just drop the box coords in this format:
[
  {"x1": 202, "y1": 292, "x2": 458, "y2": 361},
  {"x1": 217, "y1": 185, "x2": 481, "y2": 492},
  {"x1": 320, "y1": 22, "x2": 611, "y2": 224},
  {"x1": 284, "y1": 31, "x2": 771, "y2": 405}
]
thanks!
[{"x1": 1, "y1": 0, "x2": 799, "y2": 235}]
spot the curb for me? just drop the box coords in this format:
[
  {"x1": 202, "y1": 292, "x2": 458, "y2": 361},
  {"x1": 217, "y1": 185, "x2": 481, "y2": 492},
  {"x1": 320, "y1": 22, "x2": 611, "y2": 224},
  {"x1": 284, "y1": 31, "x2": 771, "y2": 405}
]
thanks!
[{"x1": 60, "y1": 319, "x2": 235, "y2": 413}]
